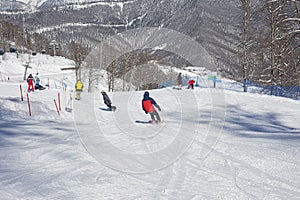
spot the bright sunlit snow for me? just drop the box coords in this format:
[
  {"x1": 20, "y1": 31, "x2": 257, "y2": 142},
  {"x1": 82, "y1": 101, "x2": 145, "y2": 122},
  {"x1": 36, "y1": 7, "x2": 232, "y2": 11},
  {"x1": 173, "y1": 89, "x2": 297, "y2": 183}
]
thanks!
[{"x1": 0, "y1": 52, "x2": 299, "y2": 199}]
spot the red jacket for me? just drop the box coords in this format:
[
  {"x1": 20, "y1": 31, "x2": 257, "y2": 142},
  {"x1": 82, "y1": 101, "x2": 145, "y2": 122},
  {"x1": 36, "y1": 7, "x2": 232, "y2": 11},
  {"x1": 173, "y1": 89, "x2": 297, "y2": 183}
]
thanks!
[
  {"x1": 142, "y1": 92, "x2": 160, "y2": 114},
  {"x1": 142, "y1": 99, "x2": 155, "y2": 113},
  {"x1": 27, "y1": 76, "x2": 34, "y2": 85},
  {"x1": 188, "y1": 80, "x2": 195, "y2": 85}
]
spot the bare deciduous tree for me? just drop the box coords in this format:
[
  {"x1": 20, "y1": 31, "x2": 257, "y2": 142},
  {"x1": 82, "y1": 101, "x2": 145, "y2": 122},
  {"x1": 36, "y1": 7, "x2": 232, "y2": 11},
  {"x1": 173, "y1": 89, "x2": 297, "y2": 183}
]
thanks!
[
  {"x1": 67, "y1": 41, "x2": 88, "y2": 80},
  {"x1": 240, "y1": 0, "x2": 253, "y2": 92},
  {"x1": 264, "y1": 0, "x2": 300, "y2": 86}
]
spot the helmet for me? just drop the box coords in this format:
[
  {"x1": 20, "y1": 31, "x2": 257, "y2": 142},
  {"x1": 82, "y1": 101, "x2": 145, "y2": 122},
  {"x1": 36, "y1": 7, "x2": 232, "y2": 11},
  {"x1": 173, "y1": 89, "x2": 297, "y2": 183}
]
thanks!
[{"x1": 144, "y1": 91, "x2": 149, "y2": 97}]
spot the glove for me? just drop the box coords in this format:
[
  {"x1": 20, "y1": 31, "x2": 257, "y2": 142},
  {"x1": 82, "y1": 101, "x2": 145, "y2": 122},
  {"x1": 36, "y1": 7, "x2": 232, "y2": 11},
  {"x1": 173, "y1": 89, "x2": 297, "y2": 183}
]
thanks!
[{"x1": 157, "y1": 106, "x2": 161, "y2": 112}]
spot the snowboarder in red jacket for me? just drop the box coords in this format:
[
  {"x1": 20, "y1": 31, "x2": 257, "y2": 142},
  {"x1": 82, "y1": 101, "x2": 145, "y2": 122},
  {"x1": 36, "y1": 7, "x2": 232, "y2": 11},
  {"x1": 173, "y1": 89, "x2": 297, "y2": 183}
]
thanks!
[
  {"x1": 142, "y1": 91, "x2": 161, "y2": 123},
  {"x1": 27, "y1": 74, "x2": 34, "y2": 92},
  {"x1": 187, "y1": 79, "x2": 195, "y2": 89}
]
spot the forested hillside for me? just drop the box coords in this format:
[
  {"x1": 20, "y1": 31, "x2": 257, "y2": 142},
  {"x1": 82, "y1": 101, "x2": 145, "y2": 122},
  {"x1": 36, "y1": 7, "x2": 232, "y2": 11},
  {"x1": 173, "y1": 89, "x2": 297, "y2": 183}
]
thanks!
[{"x1": 0, "y1": 0, "x2": 299, "y2": 88}]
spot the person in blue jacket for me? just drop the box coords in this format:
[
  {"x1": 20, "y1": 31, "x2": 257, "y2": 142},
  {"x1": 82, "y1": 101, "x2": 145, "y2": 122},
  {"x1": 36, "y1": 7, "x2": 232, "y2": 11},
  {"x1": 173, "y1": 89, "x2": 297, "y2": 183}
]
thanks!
[{"x1": 142, "y1": 91, "x2": 161, "y2": 123}]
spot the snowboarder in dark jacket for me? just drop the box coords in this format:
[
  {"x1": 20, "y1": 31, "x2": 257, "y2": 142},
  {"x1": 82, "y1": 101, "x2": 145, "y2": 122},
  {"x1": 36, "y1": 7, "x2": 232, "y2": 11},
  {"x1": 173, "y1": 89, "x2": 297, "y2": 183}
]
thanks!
[
  {"x1": 101, "y1": 91, "x2": 115, "y2": 111},
  {"x1": 142, "y1": 91, "x2": 161, "y2": 123}
]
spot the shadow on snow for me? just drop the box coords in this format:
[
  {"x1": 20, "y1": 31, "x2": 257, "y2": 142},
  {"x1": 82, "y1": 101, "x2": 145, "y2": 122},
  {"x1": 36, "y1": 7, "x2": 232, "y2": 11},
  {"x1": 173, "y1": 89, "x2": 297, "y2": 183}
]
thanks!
[{"x1": 222, "y1": 104, "x2": 300, "y2": 140}]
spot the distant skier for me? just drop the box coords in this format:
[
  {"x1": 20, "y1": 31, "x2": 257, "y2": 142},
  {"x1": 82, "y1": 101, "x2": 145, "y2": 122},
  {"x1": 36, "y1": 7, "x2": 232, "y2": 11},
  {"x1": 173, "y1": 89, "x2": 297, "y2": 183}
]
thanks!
[
  {"x1": 101, "y1": 91, "x2": 116, "y2": 111},
  {"x1": 34, "y1": 76, "x2": 40, "y2": 90},
  {"x1": 27, "y1": 74, "x2": 34, "y2": 92},
  {"x1": 34, "y1": 73, "x2": 39, "y2": 82},
  {"x1": 75, "y1": 80, "x2": 83, "y2": 100},
  {"x1": 34, "y1": 73, "x2": 42, "y2": 90},
  {"x1": 187, "y1": 79, "x2": 195, "y2": 89},
  {"x1": 177, "y1": 72, "x2": 182, "y2": 87},
  {"x1": 174, "y1": 72, "x2": 182, "y2": 90},
  {"x1": 142, "y1": 91, "x2": 161, "y2": 124},
  {"x1": 34, "y1": 76, "x2": 46, "y2": 90}
]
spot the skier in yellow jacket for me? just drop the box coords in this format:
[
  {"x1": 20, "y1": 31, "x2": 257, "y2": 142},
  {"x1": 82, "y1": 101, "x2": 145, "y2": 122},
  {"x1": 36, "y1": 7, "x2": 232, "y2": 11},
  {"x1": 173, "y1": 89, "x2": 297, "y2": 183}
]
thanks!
[{"x1": 75, "y1": 80, "x2": 83, "y2": 100}]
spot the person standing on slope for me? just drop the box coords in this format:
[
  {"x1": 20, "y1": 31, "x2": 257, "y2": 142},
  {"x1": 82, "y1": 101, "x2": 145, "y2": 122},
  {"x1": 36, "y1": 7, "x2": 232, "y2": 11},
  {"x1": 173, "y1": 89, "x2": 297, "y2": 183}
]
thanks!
[
  {"x1": 142, "y1": 91, "x2": 161, "y2": 124},
  {"x1": 34, "y1": 73, "x2": 39, "y2": 82},
  {"x1": 75, "y1": 80, "x2": 83, "y2": 100},
  {"x1": 27, "y1": 74, "x2": 35, "y2": 92},
  {"x1": 176, "y1": 72, "x2": 182, "y2": 90},
  {"x1": 177, "y1": 72, "x2": 182, "y2": 88},
  {"x1": 34, "y1": 73, "x2": 41, "y2": 90}
]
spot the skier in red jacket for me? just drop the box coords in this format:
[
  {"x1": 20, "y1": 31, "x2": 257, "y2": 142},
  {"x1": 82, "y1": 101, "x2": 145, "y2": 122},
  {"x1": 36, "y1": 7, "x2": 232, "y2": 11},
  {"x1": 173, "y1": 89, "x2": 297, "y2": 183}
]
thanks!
[
  {"x1": 27, "y1": 74, "x2": 35, "y2": 92},
  {"x1": 142, "y1": 91, "x2": 161, "y2": 123}
]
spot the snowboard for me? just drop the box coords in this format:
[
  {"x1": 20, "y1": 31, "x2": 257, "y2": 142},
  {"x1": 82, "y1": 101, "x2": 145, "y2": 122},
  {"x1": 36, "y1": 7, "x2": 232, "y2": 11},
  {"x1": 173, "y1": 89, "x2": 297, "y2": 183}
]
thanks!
[
  {"x1": 65, "y1": 107, "x2": 72, "y2": 112},
  {"x1": 172, "y1": 86, "x2": 182, "y2": 90},
  {"x1": 35, "y1": 85, "x2": 46, "y2": 90},
  {"x1": 100, "y1": 106, "x2": 117, "y2": 112},
  {"x1": 135, "y1": 120, "x2": 152, "y2": 124},
  {"x1": 135, "y1": 120, "x2": 163, "y2": 124}
]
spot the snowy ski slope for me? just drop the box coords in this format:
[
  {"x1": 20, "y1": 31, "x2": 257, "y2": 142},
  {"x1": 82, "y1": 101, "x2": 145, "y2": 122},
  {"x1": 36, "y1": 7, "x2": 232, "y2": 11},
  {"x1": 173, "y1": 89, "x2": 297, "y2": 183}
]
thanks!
[{"x1": 0, "y1": 53, "x2": 300, "y2": 199}]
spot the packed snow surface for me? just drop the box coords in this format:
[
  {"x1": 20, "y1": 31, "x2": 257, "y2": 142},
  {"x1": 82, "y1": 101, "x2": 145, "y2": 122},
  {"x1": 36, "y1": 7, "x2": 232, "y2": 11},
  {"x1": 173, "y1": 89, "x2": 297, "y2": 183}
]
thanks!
[{"x1": 0, "y1": 53, "x2": 299, "y2": 199}]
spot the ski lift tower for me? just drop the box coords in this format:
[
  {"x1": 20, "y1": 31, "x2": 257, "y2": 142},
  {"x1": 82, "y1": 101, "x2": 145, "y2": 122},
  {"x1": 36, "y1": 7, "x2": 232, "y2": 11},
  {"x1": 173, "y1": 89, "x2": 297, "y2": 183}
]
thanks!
[
  {"x1": 49, "y1": 40, "x2": 59, "y2": 56},
  {"x1": 23, "y1": 61, "x2": 32, "y2": 81}
]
